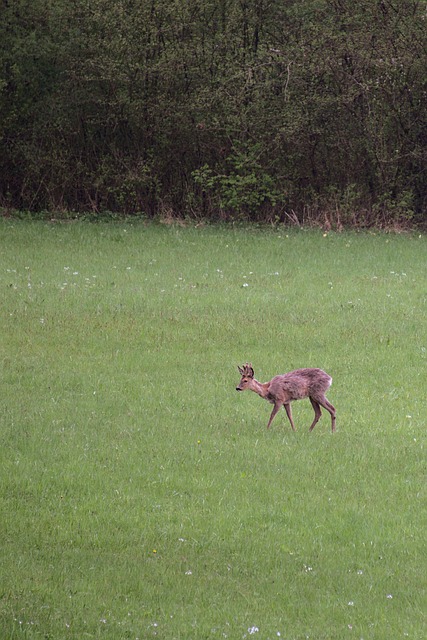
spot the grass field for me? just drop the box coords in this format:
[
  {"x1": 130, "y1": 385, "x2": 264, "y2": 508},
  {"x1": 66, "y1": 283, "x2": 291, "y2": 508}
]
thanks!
[{"x1": 0, "y1": 220, "x2": 426, "y2": 639}]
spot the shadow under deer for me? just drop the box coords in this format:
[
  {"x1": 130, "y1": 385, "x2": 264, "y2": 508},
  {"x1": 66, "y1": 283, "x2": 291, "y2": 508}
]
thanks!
[{"x1": 236, "y1": 363, "x2": 336, "y2": 432}]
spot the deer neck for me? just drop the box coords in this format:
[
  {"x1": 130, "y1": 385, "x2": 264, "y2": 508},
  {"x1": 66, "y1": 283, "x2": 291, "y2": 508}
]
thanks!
[{"x1": 249, "y1": 379, "x2": 270, "y2": 399}]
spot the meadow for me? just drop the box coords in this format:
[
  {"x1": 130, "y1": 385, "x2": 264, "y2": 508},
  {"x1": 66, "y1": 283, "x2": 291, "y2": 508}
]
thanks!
[{"x1": 0, "y1": 220, "x2": 425, "y2": 640}]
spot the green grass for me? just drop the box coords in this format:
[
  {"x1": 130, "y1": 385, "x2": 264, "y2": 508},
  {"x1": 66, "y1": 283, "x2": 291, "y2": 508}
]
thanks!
[{"x1": 0, "y1": 220, "x2": 426, "y2": 639}]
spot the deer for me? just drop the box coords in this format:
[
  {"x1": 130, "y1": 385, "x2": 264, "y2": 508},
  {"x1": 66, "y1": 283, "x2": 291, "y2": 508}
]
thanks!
[{"x1": 236, "y1": 363, "x2": 336, "y2": 432}]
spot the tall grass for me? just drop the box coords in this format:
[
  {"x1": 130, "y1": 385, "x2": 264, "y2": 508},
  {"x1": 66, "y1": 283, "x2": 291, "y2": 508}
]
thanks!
[{"x1": 1, "y1": 221, "x2": 425, "y2": 639}]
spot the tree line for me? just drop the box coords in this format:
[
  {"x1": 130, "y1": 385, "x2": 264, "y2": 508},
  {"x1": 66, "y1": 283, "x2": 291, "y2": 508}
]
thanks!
[{"x1": 1, "y1": 0, "x2": 426, "y2": 225}]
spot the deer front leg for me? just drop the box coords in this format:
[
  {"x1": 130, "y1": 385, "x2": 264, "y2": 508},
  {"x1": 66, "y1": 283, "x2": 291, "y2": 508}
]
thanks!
[
  {"x1": 266, "y1": 402, "x2": 282, "y2": 429},
  {"x1": 283, "y1": 402, "x2": 296, "y2": 431}
]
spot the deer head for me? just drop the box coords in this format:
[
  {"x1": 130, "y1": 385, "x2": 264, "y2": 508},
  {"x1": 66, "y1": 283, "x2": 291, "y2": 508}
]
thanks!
[{"x1": 236, "y1": 363, "x2": 254, "y2": 391}]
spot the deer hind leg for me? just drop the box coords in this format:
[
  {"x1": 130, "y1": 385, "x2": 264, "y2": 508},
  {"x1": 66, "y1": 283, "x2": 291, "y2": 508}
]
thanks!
[
  {"x1": 309, "y1": 397, "x2": 322, "y2": 431},
  {"x1": 283, "y1": 403, "x2": 296, "y2": 431},
  {"x1": 316, "y1": 396, "x2": 336, "y2": 432}
]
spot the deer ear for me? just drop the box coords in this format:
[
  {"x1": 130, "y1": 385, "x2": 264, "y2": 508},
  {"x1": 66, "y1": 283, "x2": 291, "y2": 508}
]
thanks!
[
  {"x1": 249, "y1": 364, "x2": 254, "y2": 377},
  {"x1": 238, "y1": 365, "x2": 244, "y2": 374}
]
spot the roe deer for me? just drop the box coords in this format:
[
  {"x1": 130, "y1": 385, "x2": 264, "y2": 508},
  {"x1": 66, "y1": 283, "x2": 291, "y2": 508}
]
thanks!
[{"x1": 236, "y1": 363, "x2": 336, "y2": 432}]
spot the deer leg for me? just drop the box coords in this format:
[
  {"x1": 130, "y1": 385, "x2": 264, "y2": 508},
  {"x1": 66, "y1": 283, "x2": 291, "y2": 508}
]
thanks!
[
  {"x1": 266, "y1": 402, "x2": 282, "y2": 429},
  {"x1": 309, "y1": 397, "x2": 322, "y2": 431},
  {"x1": 316, "y1": 397, "x2": 336, "y2": 432},
  {"x1": 283, "y1": 403, "x2": 296, "y2": 431}
]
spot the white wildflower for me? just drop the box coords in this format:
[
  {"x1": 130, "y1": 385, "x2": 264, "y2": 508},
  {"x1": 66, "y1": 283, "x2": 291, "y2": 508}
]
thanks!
[{"x1": 248, "y1": 626, "x2": 259, "y2": 634}]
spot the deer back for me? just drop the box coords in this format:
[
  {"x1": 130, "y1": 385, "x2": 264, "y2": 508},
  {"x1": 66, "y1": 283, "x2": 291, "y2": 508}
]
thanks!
[{"x1": 268, "y1": 368, "x2": 332, "y2": 402}]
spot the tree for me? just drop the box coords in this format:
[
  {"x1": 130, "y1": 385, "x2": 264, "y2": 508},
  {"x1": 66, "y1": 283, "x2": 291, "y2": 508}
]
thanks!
[{"x1": 0, "y1": 0, "x2": 425, "y2": 223}]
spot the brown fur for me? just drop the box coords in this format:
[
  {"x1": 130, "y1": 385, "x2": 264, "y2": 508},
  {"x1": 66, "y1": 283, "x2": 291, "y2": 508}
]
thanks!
[{"x1": 236, "y1": 363, "x2": 336, "y2": 432}]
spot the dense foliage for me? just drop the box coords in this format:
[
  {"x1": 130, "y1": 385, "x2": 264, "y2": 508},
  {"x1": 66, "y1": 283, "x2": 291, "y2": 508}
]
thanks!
[{"x1": 1, "y1": 0, "x2": 426, "y2": 224}]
